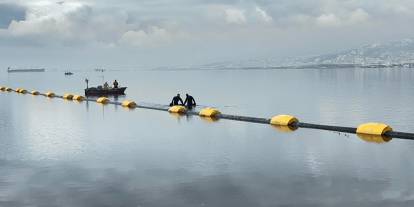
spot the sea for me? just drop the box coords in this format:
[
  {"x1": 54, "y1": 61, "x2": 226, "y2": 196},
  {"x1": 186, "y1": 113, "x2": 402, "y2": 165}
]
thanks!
[{"x1": 1, "y1": 68, "x2": 414, "y2": 206}]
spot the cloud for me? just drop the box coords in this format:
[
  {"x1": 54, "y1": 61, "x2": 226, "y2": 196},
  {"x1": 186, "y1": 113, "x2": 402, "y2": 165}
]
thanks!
[
  {"x1": 7, "y1": 2, "x2": 99, "y2": 41},
  {"x1": 315, "y1": 8, "x2": 370, "y2": 27},
  {"x1": 316, "y1": 13, "x2": 340, "y2": 27},
  {"x1": 254, "y1": 7, "x2": 272, "y2": 23},
  {"x1": 206, "y1": 5, "x2": 272, "y2": 26},
  {"x1": 119, "y1": 26, "x2": 173, "y2": 47},
  {"x1": 1, "y1": 0, "x2": 414, "y2": 67},
  {"x1": 348, "y1": 8, "x2": 369, "y2": 24},
  {"x1": 1, "y1": 0, "x2": 410, "y2": 44},
  {"x1": 224, "y1": 8, "x2": 246, "y2": 24},
  {"x1": 1, "y1": 1, "x2": 181, "y2": 47},
  {"x1": 0, "y1": 3, "x2": 26, "y2": 28}
]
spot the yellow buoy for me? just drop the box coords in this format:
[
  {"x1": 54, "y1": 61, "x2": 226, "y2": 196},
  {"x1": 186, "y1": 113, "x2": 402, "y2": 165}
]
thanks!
[
  {"x1": 270, "y1": 115, "x2": 298, "y2": 126},
  {"x1": 0, "y1": 86, "x2": 5, "y2": 91},
  {"x1": 199, "y1": 107, "x2": 221, "y2": 117},
  {"x1": 15, "y1": 88, "x2": 21, "y2": 93},
  {"x1": 5, "y1": 87, "x2": 12, "y2": 92},
  {"x1": 96, "y1": 97, "x2": 110, "y2": 104},
  {"x1": 46, "y1": 92, "x2": 55, "y2": 97},
  {"x1": 72, "y1": 95, "x2": 85, "y2": 101},
  {"x1": 356, "y1": 122, "x2": 392, "y2": 135},
  {"x1": 31, "y1": 91, "x2": 40, "y2": 95},
  {"x1": 63, "y1": 94, "x2": 74, "y2": 99},
  {"x1": 19, "y1": 89, "x2": 27, "y2": 94},
  {"x1": 122, "y1": 100, "x2": 137, "y2": 108},
  {"x1": 168, "y1": 105, "x2": 187, "y2": 113}
]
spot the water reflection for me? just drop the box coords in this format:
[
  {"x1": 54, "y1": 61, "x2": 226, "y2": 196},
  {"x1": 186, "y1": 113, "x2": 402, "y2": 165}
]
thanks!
[
  {"x1": 169, "y1": 112, "x2": 185, "y2": 122},
  {"x1": 272, "y1": 125, "x2": 298, "y2": 133},
  {"x1": 357, "y1": 134, "x2": 392, "y2": 144},
  {"x1": 200, "y1": 116, "x2": 219, "y2": 123},
  {"x1": 122, "y1": 106, "x2": 136, "y2": 112},
  {"x1": 169, "y1": 113, "x2": 198, "y2": 123},
  {"x1": 85, "y1": 99, "x2": 90, "y2": 111}
]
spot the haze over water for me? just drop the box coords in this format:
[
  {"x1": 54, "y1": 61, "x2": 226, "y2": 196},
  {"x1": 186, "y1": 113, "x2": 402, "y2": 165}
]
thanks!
[{"x1": 1, "y1": 68, "x2": 414, "y2": 206}]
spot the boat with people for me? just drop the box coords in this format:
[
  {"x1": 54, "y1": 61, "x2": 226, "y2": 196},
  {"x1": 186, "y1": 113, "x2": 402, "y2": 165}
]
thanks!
[
  {"x1": 64, "y1": 71, "x2": 73, "y2": 75},
  {"x1": 84, "y1": 79, "x2": 126, "y2": 96},
  {"x1": 85, "y1": 87, "x2": 127, "y2": 96}
]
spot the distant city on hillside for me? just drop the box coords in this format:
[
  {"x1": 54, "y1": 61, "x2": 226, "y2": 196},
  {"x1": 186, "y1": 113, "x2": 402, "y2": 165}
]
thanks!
[{"x1": 199, "y1": 38, "x2": 414, "y2": 70}]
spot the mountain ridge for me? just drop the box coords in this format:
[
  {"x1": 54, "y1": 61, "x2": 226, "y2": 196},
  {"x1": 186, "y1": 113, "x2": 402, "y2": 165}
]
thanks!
[{"x1": 198, "y1": 38, "x2": 414, "y2": 69}]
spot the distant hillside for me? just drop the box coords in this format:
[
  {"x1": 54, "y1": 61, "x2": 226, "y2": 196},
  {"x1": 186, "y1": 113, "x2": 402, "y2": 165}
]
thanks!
[
  {"x1": 292, "y1": 38, "x2": 414, "y2": 66},
  {"x1": 199, "y1": 39, "x2": 414, "y2": 69}
]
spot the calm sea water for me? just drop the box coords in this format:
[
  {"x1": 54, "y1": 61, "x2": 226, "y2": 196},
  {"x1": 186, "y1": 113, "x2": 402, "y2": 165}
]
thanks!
[{"x1": 1, "y1": 68, "x2": 414, "y2": 206}]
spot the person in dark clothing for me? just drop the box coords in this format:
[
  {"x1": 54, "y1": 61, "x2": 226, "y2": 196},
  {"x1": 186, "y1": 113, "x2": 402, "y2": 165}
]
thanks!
[
  {"x1": 113, "y1": 80, "x2": 119, "y2": 88},
  {"x1": 170, "y1": 94, "x2": 184, "y2": 106},
  {"x1": 184, "y1": 94, "x2": 197, "y2": 109}
]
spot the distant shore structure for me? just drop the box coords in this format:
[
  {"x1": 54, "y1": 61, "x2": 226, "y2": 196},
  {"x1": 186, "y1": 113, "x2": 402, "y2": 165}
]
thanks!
[{"x1": 7, "y1": 67, "x2": 45, "y2": 73}]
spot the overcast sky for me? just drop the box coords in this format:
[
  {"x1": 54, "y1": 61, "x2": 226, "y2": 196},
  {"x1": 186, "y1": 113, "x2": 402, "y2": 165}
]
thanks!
[{"x1": 0, "y1": 0, "x2": 413, "y2": 69}]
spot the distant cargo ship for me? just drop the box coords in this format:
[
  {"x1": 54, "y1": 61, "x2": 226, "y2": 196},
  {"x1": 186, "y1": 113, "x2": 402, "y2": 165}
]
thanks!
[{"x1": 7, "y1": 67, "x2": 45, "y2": 73}]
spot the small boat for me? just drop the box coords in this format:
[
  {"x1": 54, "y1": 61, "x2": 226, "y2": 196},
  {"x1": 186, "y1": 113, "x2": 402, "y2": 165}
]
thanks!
[
  {"x1": 64, "y1": 72, "x2": 73, "y2": 75},
  {"x1": 7, "y1": 67, "x2": 45, "y2": 73},
  {"x1": 85, "y1": 87, "x2": 127, "y2": 96}
]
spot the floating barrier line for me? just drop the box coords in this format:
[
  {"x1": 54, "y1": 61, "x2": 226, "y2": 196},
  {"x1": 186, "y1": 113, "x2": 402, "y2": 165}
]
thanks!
[
  {"x1": 296, "y1": 123, "x2": 356, "y2": 134},
  {"x1": 2, "y1": 87, "x2": 414, "y2": 141},
  {"x1": 384, "y1": 131, "x2": 414, "y2": 140},
  {"x1": 217, "y1": 114, "x2": 414, "y2": 140},
  {"x1": 219, "y1": 114, "x2": 269, "y2": 124},
  {"x1": 138, "y1": 104, "x2": 169, "y2": 112}
]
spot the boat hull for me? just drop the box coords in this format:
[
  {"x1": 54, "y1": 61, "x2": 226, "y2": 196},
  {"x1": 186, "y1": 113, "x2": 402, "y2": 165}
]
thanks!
[
  {"x1": 85, "y1": 87, "x2": 127, "y2": 96},
  {"x1": 7, "y1": 69, "x2": 45, "y2": 73}
]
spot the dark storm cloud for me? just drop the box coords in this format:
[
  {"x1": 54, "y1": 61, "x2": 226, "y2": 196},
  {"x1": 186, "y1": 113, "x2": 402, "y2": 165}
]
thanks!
[{"x1": 0, "y1": 3, "x2": 26, "y2": 28}]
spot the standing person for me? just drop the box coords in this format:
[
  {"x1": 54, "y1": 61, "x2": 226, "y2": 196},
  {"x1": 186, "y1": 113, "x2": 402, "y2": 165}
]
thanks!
[
  {"x1": 170, "y1": 94, "x2": 184, "y2": 106},
  {"x1": 103, "y1": 82, "x2": 109, "y2": 89},
  {"x1": 184, "y1": 94, "x2": 197, "y2": 109},
  {"x1": 113, "y1": 80, "x2": 119, "y2": 88}
]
